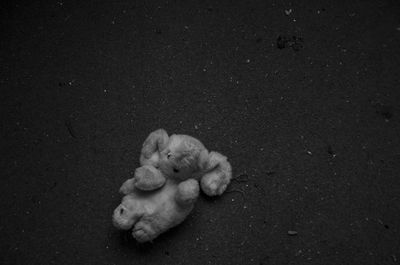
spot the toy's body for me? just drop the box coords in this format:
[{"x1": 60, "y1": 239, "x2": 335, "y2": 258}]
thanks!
[{"x1": 113, "y1": 129, "x2": 232, "y2": 242}]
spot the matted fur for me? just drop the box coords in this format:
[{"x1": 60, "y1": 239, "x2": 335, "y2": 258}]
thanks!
[{"x1": 112, "y1": 129, "x2": 232, "y2": 242}]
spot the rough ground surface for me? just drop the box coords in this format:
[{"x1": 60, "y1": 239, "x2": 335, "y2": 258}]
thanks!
[{"x1": 1, "y1": 0, "x2": 400, "y2": 264}]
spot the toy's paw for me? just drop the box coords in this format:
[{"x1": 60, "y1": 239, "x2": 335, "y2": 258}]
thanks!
[
  {"x1": 132, "y1": 222, "x2": 157, "y2": 243},
  {"x1": 119, "y1": 178, "x2": 136, "y2": 195},
  {"x1": 201, "y1": 174, "x2": 229, "y2": 196}
]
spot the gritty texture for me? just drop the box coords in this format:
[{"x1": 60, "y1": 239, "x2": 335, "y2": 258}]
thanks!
[{"x1": 1, "y1": 0, "x2": 400, "y2": 264}]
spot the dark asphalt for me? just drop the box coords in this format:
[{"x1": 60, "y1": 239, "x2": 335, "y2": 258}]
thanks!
[{"x1": 1, "y1": 1, "x2": 400, "y2": 264}]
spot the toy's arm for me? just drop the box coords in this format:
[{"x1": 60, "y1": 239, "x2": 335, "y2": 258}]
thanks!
[
  {"x1": 140, "y1": 129, "x2": 169, "y2": 167},
  {"x1": 175, "y1": 179, "x2": 200, "y2": 207},
  {"x1": 120, "y1": 166, "x2": 166, "y2": 194},
  {"x1": 198, "y1": 150, "x2": 232, "y2": 196}
]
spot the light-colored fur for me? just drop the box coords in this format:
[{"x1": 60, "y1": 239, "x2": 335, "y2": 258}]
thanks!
[{"x1": 112, "y1": 129, "x2": 232, "y2": 242}]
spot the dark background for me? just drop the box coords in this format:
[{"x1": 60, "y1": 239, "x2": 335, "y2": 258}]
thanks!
[{"x1": 1, "y1": 0, "x2": 400, "y2": 264}]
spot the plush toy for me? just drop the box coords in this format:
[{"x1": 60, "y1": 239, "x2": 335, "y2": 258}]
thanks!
[{"x1": 112, "y1": 129, "x2": 232, "y2": 243}]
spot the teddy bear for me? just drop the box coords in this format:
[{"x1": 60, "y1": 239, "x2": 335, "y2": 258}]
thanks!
[{"x1": 112, "y1": 129, "x2": 232, "y2": 243}]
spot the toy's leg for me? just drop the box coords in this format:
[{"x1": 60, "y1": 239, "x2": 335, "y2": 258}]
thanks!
[
  {"x1": 175, "y1": 179, "x2": 200, "y2": 207},
  {"x1": 112, "y1": 199, "x2": 143, "y2": 230},
  {"x1": 133, "y1": 165, "x2": 166, "y2": 191},
  {"x1": 200, "y1": 151, "x2": 232, "y2": 196},
  {"x1": 140, "y1": 129, "x2": 169, "y2": 166}
]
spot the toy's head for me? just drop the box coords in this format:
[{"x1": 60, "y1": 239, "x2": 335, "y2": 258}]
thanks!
[
  {"x1": 158, "y1": 134, "x2": 206, "y2": 180},
  {"x1": 112, "y1": 195, "x2": 136, "y2": 230}
]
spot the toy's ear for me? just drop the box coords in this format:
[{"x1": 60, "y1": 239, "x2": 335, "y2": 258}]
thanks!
[
  {"x1": 178, "y1": 138, "x2": 204, "y2": 168},
  {"x1": 140, "y1": 129, "x2": 169, "y2": 166},
  {"x1": 198, "y1": 150, "x2": 232, "y2": 196}
]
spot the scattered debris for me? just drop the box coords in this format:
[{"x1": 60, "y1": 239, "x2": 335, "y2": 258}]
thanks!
[
  {"x1": 284, "y1": 9, "x2": 293, "y2": 16},
  {"x1": 65, "y1": 120, "x2": 77, "y2": 139},
  {"x1": 226, "y1": 189, "x2": 245, "y2": 197},
  {"x1": 288, "y1": 230, "x2": 298, "y2": 236},
  {"x1": 276, "y1": 35, "x2": 304, "y2": 51},
  {"x1": 373, "y1": 102, "x2": 393, "y2": 121},
  {"x1": 327, "y1": 144, "x2": 336, "y2": 157},
  {"x1": 227, "y1": 173, "x2": 249, "y2": 200},
  {"x1": 232, "y1": 173, "x2": 249, "y2": 183},
  {"x1": 58, "y1": 80, "x2": 75, "y2": 87}
]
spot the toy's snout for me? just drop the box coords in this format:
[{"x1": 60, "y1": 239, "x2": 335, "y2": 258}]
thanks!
[{"x1": 112, "y1": 204, "x2": 135, "y2": 230}]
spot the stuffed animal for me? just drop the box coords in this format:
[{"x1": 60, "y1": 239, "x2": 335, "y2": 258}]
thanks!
[{"x1": 112, "y1": 129, "x2": 232, "y2": 243}]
